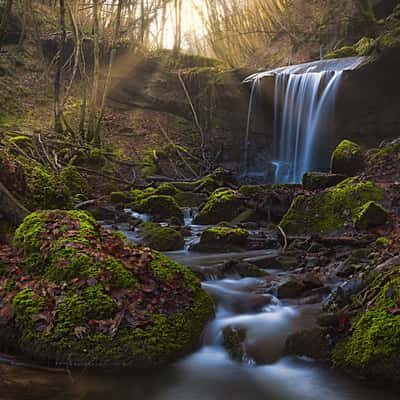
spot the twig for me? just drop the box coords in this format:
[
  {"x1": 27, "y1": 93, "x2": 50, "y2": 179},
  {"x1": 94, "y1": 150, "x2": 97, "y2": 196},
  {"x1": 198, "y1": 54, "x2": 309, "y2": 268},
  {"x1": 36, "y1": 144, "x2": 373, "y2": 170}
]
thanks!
[{"x1": 277, "y1": 225, "x2": 288, "y2": 252}]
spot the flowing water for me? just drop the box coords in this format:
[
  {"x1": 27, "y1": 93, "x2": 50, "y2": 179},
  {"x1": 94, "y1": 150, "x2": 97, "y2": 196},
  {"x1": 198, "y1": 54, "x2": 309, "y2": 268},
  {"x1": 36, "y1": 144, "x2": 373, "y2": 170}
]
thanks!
[
  {"x1": 243, "y1": 57, "x2": 366, "y2": 183},
  {"x1": 1, "y1": 217, "x2": 398, "y2": 399}
]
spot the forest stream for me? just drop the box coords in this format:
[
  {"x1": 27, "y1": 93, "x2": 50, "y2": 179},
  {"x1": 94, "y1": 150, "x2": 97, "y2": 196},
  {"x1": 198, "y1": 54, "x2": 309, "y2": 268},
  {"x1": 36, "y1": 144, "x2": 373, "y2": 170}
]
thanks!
[{"x1": 0, "y1": 215, "x2": 399, "y2": 400}]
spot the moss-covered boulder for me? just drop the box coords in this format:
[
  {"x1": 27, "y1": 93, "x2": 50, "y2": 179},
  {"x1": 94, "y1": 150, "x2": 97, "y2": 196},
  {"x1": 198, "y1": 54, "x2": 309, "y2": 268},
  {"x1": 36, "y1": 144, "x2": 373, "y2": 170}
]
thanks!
[
  {"x1": 330, "y1": 140, "x2": 365, "y2": 176},
  {"x1": 137, "y1": 195, "x2": 184, "y2": 224},
  {"x1": 280, "y1": 178, "x2": 383, "y2": 234},
  {"x1": 0, "y1": 210, "x2": 213, "y2": 368},
  {"x1": 332, "y1": 274, "x2": 400, "y2": 383},
  {"x1": 110, "y1": 191, "x2": 130, "y2": 205},
  {"x1": 302, "y1": 172, "x2": 347, "y2": 191},
  {"x1": 193, "y1": 189, "x2": 244, "y2": 225},
  {"x1": 139, "y1": 222, "x2": 184, "y2": 251},
  {"x1": 354, "y1": 201, "x2": 388, "y2": 230},
  {"x1": 190, "y1": 227, "x2": 249, "y2": 252}
]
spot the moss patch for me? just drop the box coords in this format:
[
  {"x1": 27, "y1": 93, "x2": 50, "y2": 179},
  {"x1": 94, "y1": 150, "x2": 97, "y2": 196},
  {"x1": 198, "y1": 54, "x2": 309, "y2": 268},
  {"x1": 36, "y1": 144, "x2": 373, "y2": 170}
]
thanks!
[
  {"x1": 137, "y1": 195, "x2": 184, "y2": 224},
  {"x1": 330, "y1": 140, "x2": 364, "y2": 176},
  {"x1": 139, "y1": 222, "x2": 184, "y2": 251},
  {"x1": 280, "y1": 178, "x2": 383, "y2": 234}
]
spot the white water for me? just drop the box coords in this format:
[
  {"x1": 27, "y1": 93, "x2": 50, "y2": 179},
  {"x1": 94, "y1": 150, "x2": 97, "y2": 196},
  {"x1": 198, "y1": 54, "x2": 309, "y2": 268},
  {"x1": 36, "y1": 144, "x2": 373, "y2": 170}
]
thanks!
[{"x1": 243, "y1": 57, "x2": 366, "y2": 183}]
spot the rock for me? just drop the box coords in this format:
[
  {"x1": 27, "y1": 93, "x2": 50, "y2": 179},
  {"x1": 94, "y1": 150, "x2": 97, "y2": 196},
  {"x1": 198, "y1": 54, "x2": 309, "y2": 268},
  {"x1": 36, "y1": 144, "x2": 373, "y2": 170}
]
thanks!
[
  {"x1": 222, "y1": 326, "x2": 247, "y2": 362},
  {"x1": 332, "y1": 276, "x2": 400, "y2": 383},
  {"x1": 353, "y1": 201, "x2": 388, "y2": 230},
  {"x1": 330, "y1": 140, "x2": 365, "y2": 176},
  {"x1": 243, "y1": 253, "x2": 281, "y2": 268},
  {"x1": 0, "y1": 210, "x2": 214, "y2": 368},
  {"x1": 190, "y1": 227, "x2": 249, "y2": 253},
  {"x1": 138, "y1": 222, "x2": 185, "y2": 251},
  {"x1": 137, "y1": 195, "x2": 184, "y2": 224},
  {"x1": 280, "y1": 177, "x2": 383, "y2": 234},
  {"x1": 277, "y1": 278, "x2": 305, "y2": 298},
  {"x1": 323, "y1": 277, "x2": 364, "y2": 311},
  {"x1": 285, "y1": 328, "x2": 330, "y2": 360},
  {"x1": 175, "y1": 191, "x2": 207, "y2": 207},
  {"x1": 109, "y1": 191, "x2": 130, "y2": 205},
  {"x1": 221, "y1": 259, "x2": 268, "y2": 277},
  {"x1": 302, "y1": 273, "x2": 323, "y2": 290},
  {"x1": 302, "y1": 172, "x2": 347, "y2": 191},
  {"x1": 275, "y1": 255, "x2": 299, "y2": 269},
  {"x1": 193, "y1": 189, "x2": 244, "y2": 225}
]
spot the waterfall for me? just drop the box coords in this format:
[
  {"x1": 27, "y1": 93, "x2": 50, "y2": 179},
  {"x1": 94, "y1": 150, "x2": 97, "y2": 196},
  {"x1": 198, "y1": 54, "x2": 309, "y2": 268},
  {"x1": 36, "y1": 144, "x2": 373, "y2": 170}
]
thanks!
[{"x1": 243, "y1": 57, "x2": 366, "y2": 183}]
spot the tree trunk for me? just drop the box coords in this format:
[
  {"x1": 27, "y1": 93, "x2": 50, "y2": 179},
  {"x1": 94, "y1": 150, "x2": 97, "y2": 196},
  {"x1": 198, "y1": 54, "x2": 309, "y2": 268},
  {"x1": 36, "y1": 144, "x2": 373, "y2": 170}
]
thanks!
[
  {"x1": 87, "y1": 0, "x2": 100, "y2": 143},
  {"x1": 54, "y1": 0, "x2": 66, "y2": 133},
  {"x1": 95, "y1": 0, "x2": 123, "y2": 139},
  {"x1": 0, "y1": 0, "x2": 14, "y2": 52}
]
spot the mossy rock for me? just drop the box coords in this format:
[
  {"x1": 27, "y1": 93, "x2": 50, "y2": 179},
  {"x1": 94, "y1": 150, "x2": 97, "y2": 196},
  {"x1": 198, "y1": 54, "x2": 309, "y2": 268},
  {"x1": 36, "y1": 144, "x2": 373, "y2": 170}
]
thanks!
[
  {"x1": 190, "y1": 226, "x2": 249, "y2": 252},
  {"x1": 154, "y1": 183, "x2": 178, "y2": 196},
  {"x1": 175, "y1": 191, "x2": 207, "y2": 207},
  {"x1": 222, "y1": 325, "x2": 247, "y2": 362},
  {"x1": 60, "y1": 166, "x2": 90, "y2": 200},
  {"x1": 324, "y1": 46, "x2": 357, "y2": 59},
  {"x1": 137, "y1": 195, "x2": 184, "y2": 224},
  {"x1": 280, "y1": 178, "x2": 383, "y2": 234},
  {"x1": 0, "y1": 210, "x2": 214, "y2": 368},
  {"x1": 139, "y1": 222, "x2": 184, "y2": 251},
  {"x1": 302, "y1": 172, "x2": 347, "y2": 191},
  {"x1": 330, "y1": 140, "x2": 365, "y2": 176},
  {"x1": 353, "y1": 201, "x2": 388, "y2": 230},
  {"x1": 193, "y1": 189, "x2": 244, "y2": 225},
  {"x1": 332, "y1": 274, "x2": 400, "y2": 383},
  {"x1": 110, "y1": 191, "x2": 130, "y2": 205}
]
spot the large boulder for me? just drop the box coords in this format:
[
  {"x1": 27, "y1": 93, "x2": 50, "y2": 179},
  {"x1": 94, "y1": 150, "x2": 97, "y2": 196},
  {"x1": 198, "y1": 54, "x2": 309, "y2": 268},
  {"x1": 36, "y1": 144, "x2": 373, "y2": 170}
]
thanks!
[
  {"x1": 193, "y1": 189, "x2": 245, "y2": 225},
  {"x1": 0, "y1": 210, "x2": 213, "y2": 368},
  {"x1": 353, "y1": 201, "x2": 388, "y2": 230},
  {"x1": 330, "y1": 140, "x2": 365, "y2": 176},
  {"x1": 280, "y1": 178, "x2": 384, "y2": 234}
]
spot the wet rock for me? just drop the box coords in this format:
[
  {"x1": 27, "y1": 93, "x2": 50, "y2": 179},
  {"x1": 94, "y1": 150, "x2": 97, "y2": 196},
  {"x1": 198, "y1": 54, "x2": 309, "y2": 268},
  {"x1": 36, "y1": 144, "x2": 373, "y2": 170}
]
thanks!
[
  {"x1": 222, "y1": 326, "x2": 247, "y2": 362},
  {"x1": 302, "y1": 273, "x2": 323, "y2": 290},
  {"x1": 302, "y1": 172, "x2": 347, "y2": 191},
  {"x1": 221, "y1": 259, "x2": 268, "y2": 278},
  {"x1": 243, "y1": 253, "x2": 281, "y2": 268},
  {"x1": 277, "y1": 278, "x2": 305, "y2": 299},
  {"x1": 354, "y1": 201, "x2": 388, "y2": 230},
  {"x1": 323, "y1": 277, "x2": 364, "y2": 311},
  {"x1": 190, "y1": 227, "x2": 249, "y2": 253},
  {"x1": 330, "y1": 140, "x2": 365, "y2": 176},
  {"x1": 284, "y1": 328, "x2": 330, "y2": 360},
  {"x1": 138, "y1": 222, "x2": 184, "y2": 251},
  {"x1": 275, "y1": 255, "x2": 299, "y2": 269}
]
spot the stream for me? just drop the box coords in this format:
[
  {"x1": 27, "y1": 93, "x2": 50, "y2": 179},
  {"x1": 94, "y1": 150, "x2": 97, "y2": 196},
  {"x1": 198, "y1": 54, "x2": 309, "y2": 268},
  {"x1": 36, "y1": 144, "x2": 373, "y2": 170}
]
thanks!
[{"x1": 0, "y1": 215, "x2": 398, "y2": 400}]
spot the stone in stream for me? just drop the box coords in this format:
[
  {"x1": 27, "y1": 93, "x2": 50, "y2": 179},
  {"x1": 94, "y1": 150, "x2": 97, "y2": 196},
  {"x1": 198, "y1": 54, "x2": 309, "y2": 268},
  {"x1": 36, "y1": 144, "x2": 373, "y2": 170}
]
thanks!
[
  {"x1": 0, "y1": 210, "x2": 214, "y2": 368},
  {"x1": 277, "y1": 278, "x2": 306, "y2": 299},
  {"x1": 190, "y1": 227, "x2": 249, "y2": 252},
  {"x1": 137, "y1": 222, "x2": 185, "y2": 251},
  {"x1": 284, "y1": 328, "x2": 330, "y2": 360},
  {"x1": 222, "y1": 326, "x2": 247, "y2": 362}
]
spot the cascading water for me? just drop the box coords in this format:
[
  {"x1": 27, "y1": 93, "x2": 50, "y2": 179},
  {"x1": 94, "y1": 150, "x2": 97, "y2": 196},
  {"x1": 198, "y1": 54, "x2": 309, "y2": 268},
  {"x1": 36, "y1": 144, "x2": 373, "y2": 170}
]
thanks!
[{"x1": 243, "y1": 57, "x2": 366, "y2": 183}]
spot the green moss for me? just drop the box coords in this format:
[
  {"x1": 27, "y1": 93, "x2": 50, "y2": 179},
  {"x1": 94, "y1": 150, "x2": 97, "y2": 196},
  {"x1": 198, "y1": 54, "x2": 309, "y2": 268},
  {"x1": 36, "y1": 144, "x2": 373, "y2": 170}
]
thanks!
[
  {"x1": 154, "y1": 183, "x2": 178, "y2": 196},
  {"x1": 192, "y1": 226, "x2": 249, "y2": 252},
  {"x1": 302, "y1": 172, "x2": 346, "y2": 191},
  {"x1": 13, "y1": 288, "x2": 44, "y2": 328},
  {"x1": 110, "y1": 191, "x2": 129, "y2": 205},
  {"x1": 332, "y1": 276, "x2": 400, "y2": 382},
  {"x1": 375, "y1": 237, "x2": 392, "y2": 247},
  {"x1": 193, "y1": 189, "x2": 243, "y2": 225},
  {"x1": 239, "y1": 185, "x2": 267, "y2": 196},
  {"x1": 330, "y1": 140, "x2": 364, "y2": 176},
  {"x1": 353, "y1": 201, "x2": 388, "y2": 230},
  {"x1": 140, "y1": 222, "x2": 184, "y2": 251},
  {"x1": 324, "y1": 46, "x2": 357, "y2": 59},
  {"x1": 138, "y1": 195, "x2": 184, "y2": 224},
  {"x1": 280, "y1": 178, "x2": 383, "y2": 234},
  {"x1": 354, "y1": 37, "x2": 376, "y2": 55},
  {"x1": 13, "y1": 212, "x2": 46, "y2": 254},
  {"x1": 139, "y1": 149, "x2": 160, "y2": 178},
  {"x1": 60, "y1": 166, "x2": 90, "y2": 199}
]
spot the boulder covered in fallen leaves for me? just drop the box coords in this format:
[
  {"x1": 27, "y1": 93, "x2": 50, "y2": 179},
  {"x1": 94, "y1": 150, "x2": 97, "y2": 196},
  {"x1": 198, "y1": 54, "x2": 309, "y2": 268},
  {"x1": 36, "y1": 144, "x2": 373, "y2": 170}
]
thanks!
[{"x1": 0, "y1": 210, "x2": 213, "y2": 368}]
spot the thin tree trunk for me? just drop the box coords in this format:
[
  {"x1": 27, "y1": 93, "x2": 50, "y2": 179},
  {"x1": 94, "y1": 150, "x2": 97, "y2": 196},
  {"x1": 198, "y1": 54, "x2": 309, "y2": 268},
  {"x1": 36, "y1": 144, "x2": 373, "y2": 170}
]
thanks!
[
  {"x1": 95, "y1": 0, "x2": 123, "y2": 139},
  {"x1": 54, "y1": 0, "x2": 66, "y2": 133},
  {"x1": 0, "y1": 0, "x2": 14, "y2": 52},
  {"x1": 87, "y1": 0, "x2": 100, "y2": 143}
]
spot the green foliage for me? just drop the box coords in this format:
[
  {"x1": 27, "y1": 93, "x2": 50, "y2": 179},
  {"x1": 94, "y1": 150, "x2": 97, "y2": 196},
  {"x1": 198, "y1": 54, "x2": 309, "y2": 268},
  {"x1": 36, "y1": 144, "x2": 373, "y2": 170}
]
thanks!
[{"x1": 280, "y1": 178, "x2": 383, "y2": 234}]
